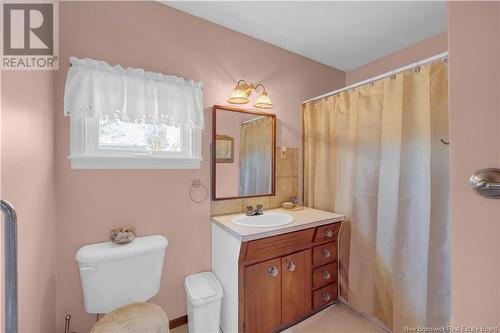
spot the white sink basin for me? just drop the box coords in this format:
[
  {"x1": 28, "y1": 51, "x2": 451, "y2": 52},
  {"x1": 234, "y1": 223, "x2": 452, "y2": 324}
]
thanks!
[{"x1": 230, "y1": 212, "x2": 294, "y2": 228}]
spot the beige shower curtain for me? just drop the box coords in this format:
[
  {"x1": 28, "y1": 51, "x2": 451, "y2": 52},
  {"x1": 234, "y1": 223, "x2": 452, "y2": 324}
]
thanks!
[
  {"x1": 303, "y1": 62, "x2": 450, "y2": 332},
  {"x1": 239, "y1": 116, "x2": 273, "y2": 196}
]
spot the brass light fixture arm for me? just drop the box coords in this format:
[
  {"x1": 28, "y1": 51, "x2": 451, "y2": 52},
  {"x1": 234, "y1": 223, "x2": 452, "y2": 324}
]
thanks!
[
  {"x1": 237, "y1": 80, "x2": 266, "y2": 93},
  {"x1": 254, "y1": 83, "x2": 266, "y2": 94},
  {"x1": 236, "y1": 80, "x2": 253, "y2": 97},
  {"x1": 237, "y1": 79, "x2": 249, "y2": 87}
]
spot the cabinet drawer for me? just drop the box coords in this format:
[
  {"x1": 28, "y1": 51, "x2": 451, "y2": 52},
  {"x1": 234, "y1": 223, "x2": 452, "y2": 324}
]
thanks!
[
  {"x1": 244, "y1": 228, "x2": 315, "y2": 262},
  {"x1": 314, "y1": 223, "x2": 340, "y2": 243},
  {"x1": 312, "y1": 242, "x2": 337, "y2": 267},
  {"x1": 312, "y1": 283, "x2": 337, "y2": 310},
  {"x1": 312, "y1": 263, "x2": 337, "y2": 290}
]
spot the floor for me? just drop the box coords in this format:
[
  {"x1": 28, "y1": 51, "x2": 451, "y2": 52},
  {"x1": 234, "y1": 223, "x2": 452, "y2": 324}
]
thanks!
[
  {"x1": 171, "y1": 323, "x2": 189, "y2": 333},
  {"x1": 283, "y1": 304, "x2": 387, "y2": 333},
  {"x1": 171, "y1": 303, "x2": 387, "y2": 333}
]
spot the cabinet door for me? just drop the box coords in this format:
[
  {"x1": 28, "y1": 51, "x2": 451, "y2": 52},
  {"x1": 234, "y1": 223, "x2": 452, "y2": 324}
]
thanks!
[
  {"x1": 244, "y1": 258, "x2": 282, "y2": 333},
  {"x1": 281, "y1": 249, "x2": 312, "y2": 323}
]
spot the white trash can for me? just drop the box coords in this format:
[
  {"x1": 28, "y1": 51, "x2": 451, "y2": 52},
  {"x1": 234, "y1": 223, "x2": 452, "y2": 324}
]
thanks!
[{"x1": 185, "y1": 271, "x2": 223, "y2": 333}]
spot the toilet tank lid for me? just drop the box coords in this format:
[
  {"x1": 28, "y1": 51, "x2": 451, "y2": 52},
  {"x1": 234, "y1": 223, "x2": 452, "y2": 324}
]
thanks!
[{"x1": 75, "y1": 235, "x2": 168, "y2": 263}]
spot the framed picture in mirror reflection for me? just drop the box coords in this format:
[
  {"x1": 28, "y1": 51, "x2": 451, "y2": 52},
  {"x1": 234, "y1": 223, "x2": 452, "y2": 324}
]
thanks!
[{"x1": 216, "y1": 134, "x2": 234, "y2": 163}]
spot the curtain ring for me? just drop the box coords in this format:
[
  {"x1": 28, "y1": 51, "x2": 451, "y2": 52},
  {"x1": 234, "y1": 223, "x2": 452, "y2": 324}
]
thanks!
[
  {"x1": 189, "y1": 179, "x2": 208, "y2": 204},
  {"x1": 414, "y1": 66, "x2": 421, "y2": 72},
  {"x1": 390, "y1": 74, "x2": 397, "y2": 80}
]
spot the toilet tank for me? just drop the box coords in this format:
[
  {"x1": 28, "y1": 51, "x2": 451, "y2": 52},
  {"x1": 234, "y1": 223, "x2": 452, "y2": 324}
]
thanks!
[{"x1": 76, "y1": 235, "x2": 168, "y2": 314}]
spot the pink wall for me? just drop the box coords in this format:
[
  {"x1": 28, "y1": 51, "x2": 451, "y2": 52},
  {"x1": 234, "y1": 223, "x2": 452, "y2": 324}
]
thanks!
[
  {"x1": 346, "y1": 32, "x2": 448, "y2": 85},
  {"x1": 54, "y1": 2, "x2": 344, "y2": 332},
  {"x1": 449, "y1": 2, "x2": 500, "y2": 326},
  {"x1": 1, "y1": 71, "x2": 56, "y2": 332}
]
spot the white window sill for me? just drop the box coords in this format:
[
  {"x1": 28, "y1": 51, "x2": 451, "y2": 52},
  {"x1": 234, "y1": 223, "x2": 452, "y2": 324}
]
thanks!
[{"x1": 68, "y1": 156, "x2": 202, "y2": 170}]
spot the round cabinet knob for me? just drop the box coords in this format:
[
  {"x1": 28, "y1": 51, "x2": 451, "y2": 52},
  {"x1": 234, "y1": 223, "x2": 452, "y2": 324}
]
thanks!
[
  {"x1": 321, "y1": 248, "x2": 331, "y2": 257},
  {"x1": 267, "y1": 266, "x2": 279, "y2": 277},
  {"x1": 322, "y1": 270, "x2": 331, "y2": 280},
  {"x1": 286, "y1": 261, "x2": 296, "y2": 272},
  {"x1": 322, "y1": 292, "x2": 331, "y2": 302},
  {"x1": 325, "y1": 229, "x2": 334, "y2": 238}
]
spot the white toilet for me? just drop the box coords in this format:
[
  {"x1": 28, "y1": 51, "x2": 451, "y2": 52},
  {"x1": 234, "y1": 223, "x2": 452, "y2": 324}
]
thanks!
[{"x1": 75, "y1": 235, "x2": 168, "y2": 314}]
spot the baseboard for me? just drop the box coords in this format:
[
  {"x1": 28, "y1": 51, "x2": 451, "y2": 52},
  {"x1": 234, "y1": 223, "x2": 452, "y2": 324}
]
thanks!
[
  {"x1": 338, "y1": 298, "x2": 391, "y2": 333},
  {"x1": 169, "y1": 315, "x2": 188, "y2": 329}
]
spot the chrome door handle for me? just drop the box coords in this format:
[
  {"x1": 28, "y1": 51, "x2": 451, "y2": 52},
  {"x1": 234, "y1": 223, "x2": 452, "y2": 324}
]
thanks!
[
  {"x1": 322, "y1": 292, "x2": 331, "y2": 302},
  {"x1": 267, "y1": 266, "x2": 279, "y2": 277},
  {"x1": 324, "y1": 229, "x2": 333, "y2": 238},
  {"x1": 322, "y1": 271, "x2": 331, "y2": 280},
  {"x1": 321, "y1": 248, "x2": 331, "y2": 257},
  {"x1": 286, "y1": 261, "x2": 296, "y2": 272},
  {"x1": 470, "y1": 168, "x2": 500, "y2": 198}
]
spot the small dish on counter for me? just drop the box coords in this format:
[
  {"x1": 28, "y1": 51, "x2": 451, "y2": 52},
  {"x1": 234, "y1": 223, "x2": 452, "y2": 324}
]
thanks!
[{"x1": 282, "y1": 202, "x2": 305, "y2": 211}]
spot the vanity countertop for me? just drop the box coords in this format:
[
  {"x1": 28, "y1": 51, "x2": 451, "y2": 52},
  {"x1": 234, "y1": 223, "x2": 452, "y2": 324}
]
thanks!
[{"x1": 211, "y1": 207, "x2": 345, "y2": 241}]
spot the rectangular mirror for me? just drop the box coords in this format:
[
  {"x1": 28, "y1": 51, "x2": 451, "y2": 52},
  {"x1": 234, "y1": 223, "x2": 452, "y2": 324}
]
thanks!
[{"x1": 212, "y1": 105, "x2": 276, "y2": 200}]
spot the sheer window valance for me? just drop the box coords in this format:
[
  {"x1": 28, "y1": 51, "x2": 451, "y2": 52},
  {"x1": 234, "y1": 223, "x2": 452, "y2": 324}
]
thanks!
[{"x1": 64, "y1": 57, "x2": 204, "y2": 129}]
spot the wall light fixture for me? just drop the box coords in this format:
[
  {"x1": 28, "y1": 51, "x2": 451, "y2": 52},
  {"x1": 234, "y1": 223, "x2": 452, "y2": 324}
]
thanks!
[{"x1": 227, "y1": 80, "x2": 274, "y2": 109}]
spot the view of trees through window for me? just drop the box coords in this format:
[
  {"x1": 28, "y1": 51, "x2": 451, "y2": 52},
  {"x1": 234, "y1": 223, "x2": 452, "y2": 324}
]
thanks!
[{"x1": 99, "y1": 117, "x2": 182, "y2": 152}]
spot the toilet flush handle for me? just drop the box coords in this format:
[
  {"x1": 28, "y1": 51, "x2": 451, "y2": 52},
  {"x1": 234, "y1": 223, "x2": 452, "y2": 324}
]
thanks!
[{"x1": 80, "y1": 266, "x2": 97, "y2": 272}]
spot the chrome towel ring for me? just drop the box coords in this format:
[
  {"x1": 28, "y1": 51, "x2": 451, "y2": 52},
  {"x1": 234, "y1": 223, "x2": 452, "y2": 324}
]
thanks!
[{"x1": 189, "y1": 179, "x2": 208, "y2": 203}]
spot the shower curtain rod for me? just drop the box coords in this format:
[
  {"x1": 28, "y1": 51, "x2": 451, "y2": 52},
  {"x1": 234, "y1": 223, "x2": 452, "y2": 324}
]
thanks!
[
  {"x1": 302, "y1": 51, "x2": 448, "y2": 104},
  {"x1": 241, "y1": 116, "x2": 265, "y2": 125}
]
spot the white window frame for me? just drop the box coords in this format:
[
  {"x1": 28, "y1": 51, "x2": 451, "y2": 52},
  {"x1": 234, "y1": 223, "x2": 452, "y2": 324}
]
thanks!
[{"x1": 68, "y1": 115, "x2": 202, "y2": 170}]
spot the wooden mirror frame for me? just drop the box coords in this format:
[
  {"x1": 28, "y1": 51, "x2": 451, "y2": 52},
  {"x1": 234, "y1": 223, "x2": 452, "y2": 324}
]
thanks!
[{"x1": 212, "y1": 105, "x2": 276, "y2": 201}]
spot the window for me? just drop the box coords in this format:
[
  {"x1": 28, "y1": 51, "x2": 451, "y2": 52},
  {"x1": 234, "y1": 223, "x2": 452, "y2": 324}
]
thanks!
[{"x1": 64, "y1": 57, "x2": 203, "y2": 169}]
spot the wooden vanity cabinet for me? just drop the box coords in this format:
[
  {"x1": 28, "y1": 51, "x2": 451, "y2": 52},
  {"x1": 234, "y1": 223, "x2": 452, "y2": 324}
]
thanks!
[{"x1": 239, "y1": 222, "x2": 341, "y2": 333}]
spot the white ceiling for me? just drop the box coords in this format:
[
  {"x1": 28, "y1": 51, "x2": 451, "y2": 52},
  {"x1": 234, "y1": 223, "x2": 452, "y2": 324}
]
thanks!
[{"x1": 164, "y1": 1, "x2": 447, "y2": 71}]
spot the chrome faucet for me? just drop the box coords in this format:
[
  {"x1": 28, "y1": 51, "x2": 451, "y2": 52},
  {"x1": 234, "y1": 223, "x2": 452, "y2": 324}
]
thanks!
[{"x1": 245, "y1": 204, "x2": 264, "y2": 216}]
